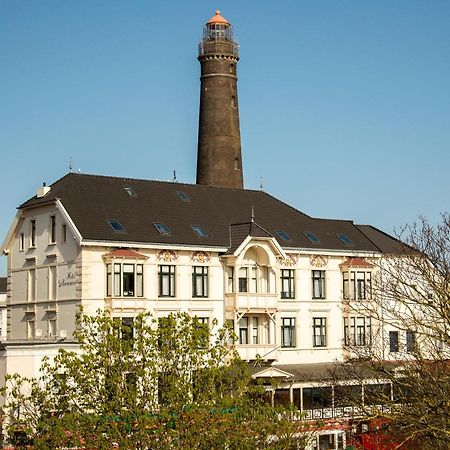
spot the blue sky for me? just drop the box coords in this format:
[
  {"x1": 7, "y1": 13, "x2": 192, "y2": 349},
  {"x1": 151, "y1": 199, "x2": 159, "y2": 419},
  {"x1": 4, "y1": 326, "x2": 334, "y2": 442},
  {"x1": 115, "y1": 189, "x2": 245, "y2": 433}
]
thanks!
[{"x1": 1, "y1": 1, "x2": 449, "y2": 275}]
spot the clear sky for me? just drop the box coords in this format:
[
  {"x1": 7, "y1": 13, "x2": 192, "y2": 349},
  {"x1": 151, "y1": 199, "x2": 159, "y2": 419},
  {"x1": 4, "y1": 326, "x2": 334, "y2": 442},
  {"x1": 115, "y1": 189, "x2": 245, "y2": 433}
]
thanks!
[{"x1": 1, "y1": 1, "x2": 449, "y2": 275}]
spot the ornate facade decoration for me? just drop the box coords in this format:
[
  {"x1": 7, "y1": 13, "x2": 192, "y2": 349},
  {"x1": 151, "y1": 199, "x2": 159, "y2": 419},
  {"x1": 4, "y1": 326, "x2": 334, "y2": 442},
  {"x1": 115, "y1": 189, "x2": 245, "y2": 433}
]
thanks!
[
  {"x1": 191, "y1": 251, "x2": 210, "y2": 263},
  {"x1": 157, "y1": 249, "x2": 178, "y2": 262},
  {"x1": 278, "y1": 254, "x2": 298, "y2": 267},
  {"x1": 310, "y1": 255, "x2": 329, "y2": 268}
]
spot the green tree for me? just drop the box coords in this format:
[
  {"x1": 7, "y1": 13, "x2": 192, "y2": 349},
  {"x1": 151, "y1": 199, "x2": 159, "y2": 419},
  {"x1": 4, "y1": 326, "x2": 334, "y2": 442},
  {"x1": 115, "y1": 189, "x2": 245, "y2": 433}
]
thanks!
[{"x1": 2, "y1": 312, "x2": 308, "y2": 449}]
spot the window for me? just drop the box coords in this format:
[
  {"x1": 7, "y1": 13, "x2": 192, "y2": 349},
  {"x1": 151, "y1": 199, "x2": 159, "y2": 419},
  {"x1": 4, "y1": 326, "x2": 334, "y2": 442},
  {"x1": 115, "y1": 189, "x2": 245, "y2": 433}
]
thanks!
[
  {"x1": 48, "y1": 266, "x2": 57, "y2": 300},
  {"x1": 108, "y1": 219, "x2": 125, "y2": 232},
  {"x1": 238, "y1": 267, "x2": 248, "y2": 293},
  {"x1": 19, "y1": 233, "x2": 24, "y2": 251},
  {"x1": 193, "y1": 317, "x2": 209, "y2": 348},
  {"x1": 238, "y1": 317, "x2": 249, "y2": 344},
  {"x1": 304, "y1": 231, "x2": 320, "y2": 243},
  {"x1": 62, "y1": 224, "x2": 67, "y2": 243},
  {"x1": 231, "y1": 96, "x2": 236, "y2": 107},
  {"x1": 159, "y1": 265, "x2": 175, "y2": 297},
  {"x1": 192, "y1": 266, "x2": 208, "y2": 298},
  {"x1": 176, "y1": 191, "x2": 190, "y2": 202},
  {"x1": 343, "y1": 271, "x2": 372, "y2": 300},
  {"x1": 302, "y1": 387, "x2": 332, "y2": 410},
  {"x1": 276, "y1": 230, "x2": 290, "y2": 242},
  {"x1": 27, "y1": 320, "x2": 35, "y2": 339},
  {"x1": 389, "y1": 331, "x2": 399, "y2": 353},
  {"x1": 312, "y1": 270, "x2": 325, "y2": 299},
  {"x1": 121, "y1": 317, "x2": 134, "y2": 341},
  {"x1": 49, "y1": 215, "x2": 56, "y2": 243},
  {"x1": 227, "y1": 266, "x2": 234, "y2": 293},
  {"x1": 280, "y1": 269, "x2": 295, "y2": 299},
  {"x1": 28, "y1": 268, "x2": 36, "y2": 302},
  {"x1": 344, "y1": 317, "x2": 371, "y2": 346},
  {"x1": 313, "y1": 318, "x2": 327, "y2": 347},
  {"x1": 124, "y1": 186, "x2": 137, "y2": 197},
  {"x1": 281, "y1": 318, "x2": 296, "y2": 348},
  {"x1": 191, "y1": 225, "x2": 209, "y2": 237},
  {"x1": 406, "y1": 330, "x2": 415, "y2": 353},
  {"x1": 252, "y1": 317, "x2": 259, "y2": 344},
  {"x1": 337, "y1": 234, "x2": 352, "y2": 245},
  {"x1": 48, "y1": 318, "x2": 57, "y2": 337},
  {"x1": 106, "y1": 263, "x2": 144, "y2": 297},
  {"x1": 30, "y1": 220, "x2": 36, "y2": 247},
  {"x1": 154, "y1": 223, "x2": 171, "y2": 234}
]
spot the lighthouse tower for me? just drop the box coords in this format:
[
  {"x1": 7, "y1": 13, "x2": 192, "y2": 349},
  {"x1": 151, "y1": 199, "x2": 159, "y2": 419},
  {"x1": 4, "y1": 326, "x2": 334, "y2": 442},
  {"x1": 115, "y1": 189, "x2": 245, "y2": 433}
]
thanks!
[{"x1": 196, "y1": 11, "x2": 243, "y2": 189}]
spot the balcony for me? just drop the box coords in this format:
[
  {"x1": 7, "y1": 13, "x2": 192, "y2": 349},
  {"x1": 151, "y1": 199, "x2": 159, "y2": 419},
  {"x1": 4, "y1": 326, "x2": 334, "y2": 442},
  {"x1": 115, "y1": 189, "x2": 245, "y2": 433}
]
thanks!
[
  {"x1": 225, "y1": 293, "x2": 278, "y2": 312},
  {"x1": 237, "y1": 344, "x2": 279, "y2": 362}
]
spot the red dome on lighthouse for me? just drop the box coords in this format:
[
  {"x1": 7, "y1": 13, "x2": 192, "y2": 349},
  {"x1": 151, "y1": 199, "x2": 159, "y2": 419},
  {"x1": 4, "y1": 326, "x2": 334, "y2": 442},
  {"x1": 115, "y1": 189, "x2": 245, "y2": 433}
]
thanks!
[{"x1": 207, "y1": 10, "x2": 229, "y2": 25}]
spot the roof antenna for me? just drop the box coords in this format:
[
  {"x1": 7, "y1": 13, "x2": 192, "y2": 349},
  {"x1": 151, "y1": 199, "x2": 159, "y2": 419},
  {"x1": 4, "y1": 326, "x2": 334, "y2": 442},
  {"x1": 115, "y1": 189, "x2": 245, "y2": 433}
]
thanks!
[
  {"x1": 251, "y1": 205, "x2": 255, "y2": 223},
  {"x1": 259, "y1": 176, "x2": 263, "y2": 190},
  {"x1": 173, "y1": 170, "x2": 177, "y2": 183},
  {"x1": 69, "y1": 156, "x2": 73, "y2": 172}
]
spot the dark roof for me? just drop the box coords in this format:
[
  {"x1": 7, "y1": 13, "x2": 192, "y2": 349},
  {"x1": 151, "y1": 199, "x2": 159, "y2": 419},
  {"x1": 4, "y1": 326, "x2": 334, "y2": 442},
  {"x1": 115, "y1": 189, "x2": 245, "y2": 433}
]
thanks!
[
  {"x1": 19, "y1": 173, "x2": 392, "y2": 252},
  {"x1": 355, "y1": 225, "x2": 405, "y2": 254},
  {"x1": 0, "y1": 277, "x2": 6, "y2": 294}
]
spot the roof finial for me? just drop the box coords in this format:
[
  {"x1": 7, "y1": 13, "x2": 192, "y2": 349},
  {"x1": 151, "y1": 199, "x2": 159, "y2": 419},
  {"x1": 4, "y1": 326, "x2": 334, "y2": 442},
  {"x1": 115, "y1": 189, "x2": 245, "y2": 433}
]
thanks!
[
  {"x1": 260, "y1": 176, "x2": 263, "y2": 190},
  {"x1": 251, "y1": 205, "x2": 255, "y2": 223},
  {"x1": 173, "y1": 170, "x2": 177, "y2": 183},
  {"x1": 69, "y1": 156, "x2": 73, "y2": 172}
]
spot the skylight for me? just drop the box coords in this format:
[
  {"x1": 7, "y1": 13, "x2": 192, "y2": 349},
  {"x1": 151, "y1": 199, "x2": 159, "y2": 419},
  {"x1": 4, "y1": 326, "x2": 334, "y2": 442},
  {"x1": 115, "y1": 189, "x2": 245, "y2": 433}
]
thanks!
[
  {"x1": 154, "y1": 223, "x2": 171, "y2": 235},
  {"x1": 124, "y1": 186, "x2": 137, "y2": 197},
  {"x1": 304, "y1": 231, "x2": 320, "y2": 243},
  {"x1": 191, "y1": 225, "x2": 209, "y2": 237},
  {"x1": 337, "y1": 233, "x2": 353, "y2": 245},
  {"x1": 177, "y1": 191, "x2": 190, "y2": 202},
  {"x1": 276, "y1": 230, "x2": 290, "y2": 242},
  {"x1": 108, "y1": 219, "x2": 125, "y2": 232}
]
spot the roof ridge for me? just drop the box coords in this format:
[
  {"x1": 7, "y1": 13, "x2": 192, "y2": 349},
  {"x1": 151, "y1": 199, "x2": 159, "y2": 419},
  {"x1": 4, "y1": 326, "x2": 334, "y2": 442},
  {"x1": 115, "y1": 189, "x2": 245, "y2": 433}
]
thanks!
[{"x1": 63, "y1": 172, "x2": 267, "y2": 193}]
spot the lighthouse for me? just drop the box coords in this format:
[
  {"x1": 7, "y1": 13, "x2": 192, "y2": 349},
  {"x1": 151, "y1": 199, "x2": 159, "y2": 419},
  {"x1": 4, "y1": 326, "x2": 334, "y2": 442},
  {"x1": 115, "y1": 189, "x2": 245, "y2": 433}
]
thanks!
[{"x1": 196, "y1": 10, "x2": 244, "y2": 189}]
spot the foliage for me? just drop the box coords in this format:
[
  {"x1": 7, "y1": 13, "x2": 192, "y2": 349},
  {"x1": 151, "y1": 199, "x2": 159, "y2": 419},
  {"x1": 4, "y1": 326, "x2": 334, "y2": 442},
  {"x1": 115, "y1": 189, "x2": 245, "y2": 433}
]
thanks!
[
  {"x1": 334, "y1": 214, "x2": 450, "y2": 449},
  {"x1": 1, "y1": 312, "x2": 307, "y2": 449}
]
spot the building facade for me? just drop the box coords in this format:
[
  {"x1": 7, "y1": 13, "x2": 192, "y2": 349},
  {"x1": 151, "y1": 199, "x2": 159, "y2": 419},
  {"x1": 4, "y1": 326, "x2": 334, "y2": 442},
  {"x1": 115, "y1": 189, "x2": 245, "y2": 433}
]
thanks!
[{"x1": 0, "y1": 11, "x2": 416, "y2": 450}]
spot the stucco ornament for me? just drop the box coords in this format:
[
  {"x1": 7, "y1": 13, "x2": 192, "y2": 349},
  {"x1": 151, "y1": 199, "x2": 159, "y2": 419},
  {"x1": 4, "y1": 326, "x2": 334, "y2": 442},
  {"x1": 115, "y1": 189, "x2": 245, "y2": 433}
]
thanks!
[
  {"x1": 191, "y1": 251, "x2": 210, "y2": 263},
  {"x1": 278, "y1": 254, "x2": 298, "y2": 267},
  {"x1": 157, "y1": 249, "x2": 178, "y2": 262},
  {"x1": 310, "y1": 255, "x2": 329, "y2": 268}
]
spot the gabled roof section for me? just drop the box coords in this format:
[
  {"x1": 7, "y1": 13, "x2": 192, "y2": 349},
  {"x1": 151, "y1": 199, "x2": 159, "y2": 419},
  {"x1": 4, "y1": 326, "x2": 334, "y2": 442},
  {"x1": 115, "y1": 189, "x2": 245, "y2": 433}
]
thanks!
[
  {"x1": 227, "y1": 221, "x2": 273, "y2": 254},
  {"x1": 339, "y1": 257, "x2": 374, "y2": 270},
  {"x1": 17, "y1": 173, "x2": 393, "y2": 252},
  {"x1": 251, "y1": 366, "x2": 294, "y2": 380}
]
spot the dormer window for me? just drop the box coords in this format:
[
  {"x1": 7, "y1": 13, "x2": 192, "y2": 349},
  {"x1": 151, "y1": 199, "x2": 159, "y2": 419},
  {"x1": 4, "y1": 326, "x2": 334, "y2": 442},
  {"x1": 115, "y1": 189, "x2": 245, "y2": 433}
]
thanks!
[
  {"x1": 108, "y1": 219, "x2": 125, "y2": 232},
  {"x1": 124, "y1": 186, "x2": 137, "y2": 197},
  {"x1": 154, "y1": 223, "x2": 171, "y2": 235},
  {"x1": 276, "y1": 230, "x2": 290, "y2": 242},
  {"x1": 304, "y1": 231, "x2": 320, "y2": 243},
  {"x1": 191, "y1": 225, "x2": 209, "y2": 237},
  {"x1": 337, "y1": 234, "x2": 352, "y2": 245}
]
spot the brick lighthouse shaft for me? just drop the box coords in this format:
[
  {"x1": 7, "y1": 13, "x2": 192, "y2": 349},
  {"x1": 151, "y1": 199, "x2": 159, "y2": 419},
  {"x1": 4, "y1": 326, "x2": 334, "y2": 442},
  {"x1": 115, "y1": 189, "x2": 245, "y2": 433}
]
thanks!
[{"x1": 196, "y1": 10, "x2": 244, "y2": 189}]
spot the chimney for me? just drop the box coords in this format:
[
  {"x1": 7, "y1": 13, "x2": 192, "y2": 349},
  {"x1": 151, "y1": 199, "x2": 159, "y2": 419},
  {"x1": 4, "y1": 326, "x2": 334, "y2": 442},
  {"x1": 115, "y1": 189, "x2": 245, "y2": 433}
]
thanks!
[{"x1": 36, "y1": 182, "x2": 51, "y2": 198}]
